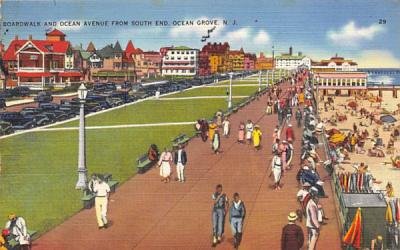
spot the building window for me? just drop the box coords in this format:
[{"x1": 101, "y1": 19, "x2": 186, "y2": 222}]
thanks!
[{"x1": 171, "y1": 51, "x2": 175, "y2": 54}]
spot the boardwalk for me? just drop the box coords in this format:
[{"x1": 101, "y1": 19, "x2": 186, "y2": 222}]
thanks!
[{"x1": 34, "y1": 83, "x2": 341, "y2": 250}]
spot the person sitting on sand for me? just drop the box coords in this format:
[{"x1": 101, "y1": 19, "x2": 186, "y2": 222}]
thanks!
[
  {"x1": 387, "y1": 138, "x2": 395, "y2": 155},
  {"x1": 368, "y1": 146, "x2": 385, "y2": 158},
  {"x1": 390, "y1": 156, "x2": 400, "y2": 168}
]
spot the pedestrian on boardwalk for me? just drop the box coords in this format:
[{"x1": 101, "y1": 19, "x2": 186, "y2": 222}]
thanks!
[
  {"x1": 252, "y1": 125, "x2": 263, "y2": 150},
  {"x1": 296, "y1": 109, "x2": 302, "y2": 128},
  {"x1": 229, "y1": 193, "x2": 246, "y2": 249},
  {"x1": 216, "y1": 111, "x2": 223, "y2": 128},
  {"x1": 280, "y1": 140, "x2": 288, "y2": 171},
  {"x1": 93, "y1": 175, "x2": 111, "y2": 229},
  {"x1": 286, "y1": 124, "x2": 295, "y2": 142},
  {"x1": 271, "y1": 152, "x2": 283, "y2": 190},
  {"x1": 223, "y1": 118, "x2": 230, "y2": 138},
  {"x1": 212, "y1": 184, "x2": 229, "y2": 247},
  {"x1": 281, "y1": 212, "x2": 304, "y2": 250},
  {"x1": 238, "y1": 122, "x2": 245, "y2": 143},
  {"x1": 286, "y1": 140, "x2": 294, "y2": 169},
  {"x1": 5, "y1": 213, "x2": 30, "y2": 249},
  {"x1": 174, "y1": 144, "x2": 187, "y2": 183},
  {"x1": 212, "y1": 129, "x2": 221, "y2": 154},
  {"x1": 200, "y1": 119, "x2": 209, "y2": 142},
  {"x1": 306, "y1": 189, "x2": 320, "y2": 250},
  {"x1": 245, "y1": 120, "x2": 254, "y2": 144},
  {"x1": 209, "y1": 122, "x2": 218, "y2": 142},
  {"x1": 272, "y1": 127, "x2": 281, "y2": 144},
  {"x1": 158, "y1": 148, "x2": 173, "y2": 183}
]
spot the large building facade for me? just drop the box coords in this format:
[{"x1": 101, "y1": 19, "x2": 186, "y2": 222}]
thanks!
[
  {"x1": 255, "y1": 53, "x2": 273, "y2": 70},
  {"x1": 200, "y1": 42, "x2": 230, "y2": 74},
  {"x1": 311, "y1": 55, "x2": 358, "y2": 73},
  {"x1": 3, "y1": 29, "x2": 82, "y2": 89},
  {"x1": 161, "y1": 46, "x2": 199, "y2": 77},
  {"x1": 228, "y1": 48, "x2": 245, "y2": 71},
  {"x1": 274, "y1": 47, "x2": 311, "y2": 70}
]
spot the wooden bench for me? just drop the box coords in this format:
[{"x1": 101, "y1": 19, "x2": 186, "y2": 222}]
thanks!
[
  {"x1": 137, "y1": 154, "x2": 154, "y2": 174},
  {"x1": 81, "y1": 189, "x2": 95, "y2": 209},
  {"x1": 107, "y1": 180, "x2": 119, "y2": 193},
  {"x1": 172, "y1": 134, "x2": 190, "y2": 148},
  {"x1": 8, "y1": 229, "x2": 38, "y2": 248}
]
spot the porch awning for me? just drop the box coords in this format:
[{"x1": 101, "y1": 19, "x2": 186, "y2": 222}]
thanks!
[{"x1": 16, "y1": 72, "x2": 52, "y2": 77}]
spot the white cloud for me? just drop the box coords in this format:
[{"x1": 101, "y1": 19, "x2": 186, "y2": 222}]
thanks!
[
  {"x1": 223, "y1": 27, "x2": 251, "y2": 44},
  {"x1": 327, "y1": 21, "x2": 384, "y2": 46},
  {"x1": 169, "y1": 16, "x2": 226, "y2": 38},
  {"x1": 254, "y1": 30, "x2": 270, "y2": 45},
  {"x1": 356, "y1": 50, "x2": 400, "y2": 68}
]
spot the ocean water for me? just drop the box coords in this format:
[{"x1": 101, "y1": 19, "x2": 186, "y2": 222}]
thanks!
[{"x1": 360, "y1": 68, "x2": 400, "y2": 86}]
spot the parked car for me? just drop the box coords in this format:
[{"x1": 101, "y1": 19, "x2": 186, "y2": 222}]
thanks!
[
  {"x1": 34, "y1": 91, "x2": 53, "y2": 103},
  {"x1": 46, "y1": 110, "x2": 69, "y2": 121},
  {"x1": 0, "y1": 120, "x2": 14, "y2": 135},
  {"x1": 105, "y1": 83, "x2": 117, "y2": 91},
  {"x1": 0, "y1": 112, "x2": 35, "y2": 130},
  {"x1": 93, "y1": 83, "x2": 106, "y2": 92},
  {"x1": 120, "y1": 82, "x2": 132, "y2": 91},
  {"x1": 39, "y1": 102, "x2": 59, "y2": 111},
  {"x1": 109, "y1": 91, "x2": 135, "y2": 103},
  {"x1": 20, "y1": 110, "x2": 51, "y2": 126},
  {"x1": 106, "y1": 97, "x2": 124, "y2": 107},
  {"x1": 0, "y1": 98, "x2": 6, "y2": 109},
  {"x1": 9, "y1": 86, "x2": 30, "y2": 97},
  {"x1": 86, "y1": 96, "x2": 110, "y2": 109},
  {"x1": 59, "y1": 100, "x2": 80, "y2": 116},
  {"x1": 21, "y1": 107, "x2": 43, "y2": 115}
]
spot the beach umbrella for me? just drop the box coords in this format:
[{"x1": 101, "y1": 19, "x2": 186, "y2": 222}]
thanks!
[
  {"x1": 347, "y1": 101, "x2": 358, "y2": 109},
  {"x1": 380, "y1": 115, "x2": 397, "y2": 124},
  {"x1": 343, "y1": 208, "x2": 362, "y2": 249}
]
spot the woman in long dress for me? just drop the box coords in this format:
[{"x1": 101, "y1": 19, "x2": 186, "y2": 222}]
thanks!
[
  {"x1": 158, "y1": 148, "x2": 173, "y2": 183},
  {"x1": 223, "y1": 118, "x2": 230, "y2": 138},
  {"x1": 238, "y1": 122, "x2": 245, "y2": 143},
  {"x1": 271, "y1": 153, "x2": 283, "y2": 190},
  {"x1": 245, "y1": 120, "x2": 254, "y2": 144},
  {"x1": 209, "y1": 122, "x2": 218, "y2": 142},
  {"x1": 252, "y1": 125, "x2": 262, "y2": 150},
  {"x1": 212, "y1": 129, "x2": 221, "y2": 154}
]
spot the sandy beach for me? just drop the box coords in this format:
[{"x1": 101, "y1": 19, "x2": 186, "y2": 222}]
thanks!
[{"x1": 318, "y1": 90, "x2": 400, "y2": 194}]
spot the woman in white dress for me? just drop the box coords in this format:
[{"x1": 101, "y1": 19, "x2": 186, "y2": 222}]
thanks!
[
  {"x1": 158, "y1": 148, "x2": 173, "y2": 183},
  {"x1": 271, "y1": 153, "x2": 283, "y2": 190},
  {"x1": 245, "y1": 120, "x2": 254, "y2": 144},
  {"x1": 223, "y1": 118, "x2": 230, "y2": 137}
]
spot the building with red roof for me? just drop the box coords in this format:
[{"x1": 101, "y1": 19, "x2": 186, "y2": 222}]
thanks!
[
  {"x1": 311, "y1": 54, "x2": 358, "y2": 73},
  {"x1": 2, "y1": 30, "x2": 82, "y2": 89}
]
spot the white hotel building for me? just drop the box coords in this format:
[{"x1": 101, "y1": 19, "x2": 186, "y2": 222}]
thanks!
[{"x1": 161, "y1": 46, "x2": 199, "y2": 77}]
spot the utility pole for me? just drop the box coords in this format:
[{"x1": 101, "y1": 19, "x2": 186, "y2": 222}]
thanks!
[{"x1": 0, "y1": 0, "x2": 6, "y2": 91}]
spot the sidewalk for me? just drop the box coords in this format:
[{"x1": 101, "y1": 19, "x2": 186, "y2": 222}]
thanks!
[{"x1": 33, "y1": 83, "x2": 341, "y2": 250}]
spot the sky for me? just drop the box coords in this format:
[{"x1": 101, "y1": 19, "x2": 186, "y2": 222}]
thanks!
[{"x1": 1, "y1": 0, "x2": 400, "y2": 68}]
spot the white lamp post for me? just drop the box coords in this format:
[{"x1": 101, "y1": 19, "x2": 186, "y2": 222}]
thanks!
[
  {"x1": 258, "y1": 70, "x2": 262, "y2": 92},
  {"x1": 76, "y1": 83, "x2": 88, "y2": 190},
  {"x1": 228, "y1": 72, "x2": 233, "y2": 108},
  {"x1": 266, "y1": 70, "x2": 269, "y2": 87}
]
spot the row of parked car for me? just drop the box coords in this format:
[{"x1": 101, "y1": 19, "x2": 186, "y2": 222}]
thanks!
[{"x1": 0, "y1": 71, "x2": 255, "y2": 135}]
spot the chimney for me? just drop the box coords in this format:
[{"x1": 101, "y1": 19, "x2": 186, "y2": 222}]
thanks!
[
  {"x1": 15, "y1": 35, "x2": 19, "y2": 40},
  {"x1": 28, "y1": 35, "x2": 32, "y2": 41},
  {"x1": 289, "y1": 46, "x2": 293, "y2": 56}
]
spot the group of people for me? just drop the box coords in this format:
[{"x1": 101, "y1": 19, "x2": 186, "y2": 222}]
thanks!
[
  {"x1": 282, "y1": 73, "x2": 331, "y2": 250},
  {"x1": 237, "y1": 120, "x2": 263, "y2": 150},
  {"x1": 211, "y1": 184, "x2": 246, "y2": 249},
  {"x1": 157, "y1": 145, "x2": 188, "y2": 183}
]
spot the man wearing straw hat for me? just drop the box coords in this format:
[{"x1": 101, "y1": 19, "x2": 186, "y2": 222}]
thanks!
[{"x1": 281, "y1": 212, "x2": 304, "y2": 250}]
